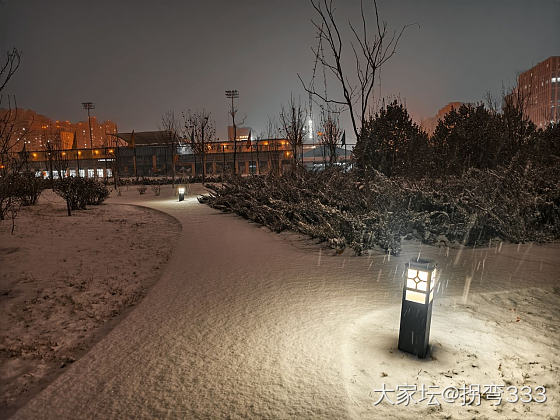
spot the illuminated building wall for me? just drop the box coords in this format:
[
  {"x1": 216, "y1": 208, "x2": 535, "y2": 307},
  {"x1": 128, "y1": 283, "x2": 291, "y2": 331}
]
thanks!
[
  {"x1": 420, "y1": 102, "x2": 465, "y2": 135},
  {"x1": 0, "y1": 108, "x2": 118, "y2": 151},
  {"x1": 517, "y1": 56, "x2": 560, "y2": 128},
  {"x1": 227, "y1": 126, "x2": 252, "y2": 141}
]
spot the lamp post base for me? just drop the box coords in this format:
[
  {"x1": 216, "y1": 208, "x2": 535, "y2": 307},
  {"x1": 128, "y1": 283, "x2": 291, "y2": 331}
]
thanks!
[{"x1": 398, "y1": 300, "x2": 433, "y2": 358}]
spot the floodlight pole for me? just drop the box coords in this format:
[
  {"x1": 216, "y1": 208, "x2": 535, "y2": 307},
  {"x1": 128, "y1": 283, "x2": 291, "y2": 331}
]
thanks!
[
  {"x1": 225, "y1": 90, "x2": 239, "y2": 174},
  {"x1": 201, "y1": 116, "x2": 208, "y2": 183},
  {"x1": 82, "y1": 102, "x2": 96, "y2": 177},
  {"x1": 81, "y1": 102, "x2": 95, "y2": 150}
]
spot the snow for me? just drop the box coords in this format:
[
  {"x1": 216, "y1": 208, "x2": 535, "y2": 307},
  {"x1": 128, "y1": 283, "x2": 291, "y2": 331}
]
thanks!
[
  {"x1": 5, "y1": 185, "x2": 560, "y2": 419},
  {"x1": 0, "y1": 192, "x2": 180, "y2": 417}
]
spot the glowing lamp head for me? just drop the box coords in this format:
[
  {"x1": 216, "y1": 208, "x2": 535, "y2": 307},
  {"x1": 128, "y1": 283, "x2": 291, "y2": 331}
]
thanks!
[
  {"x1": 404, "y1": 259, "x2": 437, "y2": 304},
  {"x1": 178, "y1": 186, "x2": 185, "y2": 202}
]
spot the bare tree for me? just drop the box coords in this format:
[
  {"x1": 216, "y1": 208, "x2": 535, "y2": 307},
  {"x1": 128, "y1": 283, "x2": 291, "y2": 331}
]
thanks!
[
  {"x1": 299, "y1": 0, "x2": 409, "y2": 141},
  {"x1": 279, "y1": 96, "x2": 307, "y2": 169},
  {"x1": 41, "y1": 126, "x2": 69, "y2": 182},
  {"x1": 0, "y1": 49, "x2": 24, "y2": 173},
  {"x1": 184, "y1": 109, "x2": 215, "y2": 183},
  {"x1": 319, "y1": 107, "x2": 343, "y2": 165},
  {"x1": 159, "y1": 110, "x2": 181, "y2": 187},
  {"x1": 260, "y1": 116, "x2": 281, "y2": 175},
  {"x1": 0, "y1": 48, "x2": 24, "y2": 230},
  {"x1": 0, "y1": 48, "x2": 20, "y2": 93}
]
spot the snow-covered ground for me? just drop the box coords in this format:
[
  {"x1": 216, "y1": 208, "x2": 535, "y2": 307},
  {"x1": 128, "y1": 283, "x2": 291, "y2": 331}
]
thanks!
[
  {"x1": 7, "y1": 184, "x2": 560, "y2": 419},
  {"x1": 0, "y1": 191, "x2": 180, "y2": 417}
]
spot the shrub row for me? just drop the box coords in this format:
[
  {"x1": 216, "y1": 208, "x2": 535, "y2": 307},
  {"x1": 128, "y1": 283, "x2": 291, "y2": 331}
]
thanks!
[
  {"x1": 201, "y1": 163, "x2": 560, "y2": 255},
  {"x1": 115, "y1": 175, "x2": 222, "y2": 186},
  {"x1": 0, "y1": 171, "x2": 45, "y2": 220},
  {"x1": 53, "y1": 177, "x2": 109, "y2": 214}
]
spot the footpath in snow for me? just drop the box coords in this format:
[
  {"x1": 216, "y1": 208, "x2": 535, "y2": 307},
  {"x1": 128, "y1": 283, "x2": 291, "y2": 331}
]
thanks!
[{"x1": 12, "y1": 185, "x2": 559, "y2": 419}]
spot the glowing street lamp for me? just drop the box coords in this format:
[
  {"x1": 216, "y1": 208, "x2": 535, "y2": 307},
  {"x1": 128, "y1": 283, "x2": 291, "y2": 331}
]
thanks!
[
  {"x1": 178, "y1": 186, "x2": 185, "y2": 202},
  {"x1": 398, "y1": 258, "x2": 438, "y2": 358}
]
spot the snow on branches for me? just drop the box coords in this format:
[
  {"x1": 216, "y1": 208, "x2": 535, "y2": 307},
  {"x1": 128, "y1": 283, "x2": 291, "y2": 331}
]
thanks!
[{"x1": 201, "y1": 163, "x2": 559, "y2": 255}]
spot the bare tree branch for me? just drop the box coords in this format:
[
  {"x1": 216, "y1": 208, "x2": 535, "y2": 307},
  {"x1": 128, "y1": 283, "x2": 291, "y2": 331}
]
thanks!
[{"x1": 299, "y1": 0, "x2": 411, "y2": 142}]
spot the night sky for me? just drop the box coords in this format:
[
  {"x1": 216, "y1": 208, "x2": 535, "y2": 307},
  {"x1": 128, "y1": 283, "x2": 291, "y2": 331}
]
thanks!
[{"x1": 1, "y1": 0, "x2": 559, "y2": 140}]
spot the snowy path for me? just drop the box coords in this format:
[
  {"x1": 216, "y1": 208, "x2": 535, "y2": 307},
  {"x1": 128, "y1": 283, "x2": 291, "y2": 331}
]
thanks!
[{"x1": 13, "y1": 187, "x2": 560, "y2": 419}]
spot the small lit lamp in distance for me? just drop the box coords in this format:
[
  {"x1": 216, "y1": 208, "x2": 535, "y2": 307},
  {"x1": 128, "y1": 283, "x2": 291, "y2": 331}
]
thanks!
[
  {"x1": 178, "y1": 186, "x2": 185, "y2": 202},
  {"x1": 398, "y1": 258, "x2": 438, "y2": 358}
]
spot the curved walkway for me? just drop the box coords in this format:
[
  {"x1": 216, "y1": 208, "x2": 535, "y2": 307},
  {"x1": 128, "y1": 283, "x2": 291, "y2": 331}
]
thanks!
[{"x1": 12, "y1": 186, "x2": 560, "y2": 419}]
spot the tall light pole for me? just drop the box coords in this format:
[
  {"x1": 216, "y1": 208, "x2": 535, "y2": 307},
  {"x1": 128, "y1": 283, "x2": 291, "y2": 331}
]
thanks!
[
  {"x1": 225, "y1": 90, "x2": 239, "y2": 174},
  {"x1": 81, "y1": 102, "x2": 95, "y2": 150},
  {"x1": 201, "y1": 115, "x2": 209, "y2": 183}
]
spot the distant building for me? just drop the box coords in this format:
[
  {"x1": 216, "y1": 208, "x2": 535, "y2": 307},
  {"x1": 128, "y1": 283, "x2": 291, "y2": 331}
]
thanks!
[
  {"x1": 516, "y1": 56, "x2": 560, "y2": 128},
  {"x1": 0, "y1": 108, "x2": 118, "y2": 152},
  {"x1": 420, "y1": 102, "x2": 465, "y2": 135},
  {"x1": 227, "y1": 126, "x2": 252, "y2": 141},
  {"x1": 9, "y1": 128, "x2": 351, "y2": 179},
  {"x1": 115, "y1": 131, "x2": 296, "y2": 177}
]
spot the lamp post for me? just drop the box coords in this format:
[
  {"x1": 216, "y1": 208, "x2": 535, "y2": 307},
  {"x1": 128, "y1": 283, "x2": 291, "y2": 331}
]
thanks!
[
  {"x1": 82, "y1": 102, "x2": 95, "y2": 178},
  {"x1": 178, "y1": 186, "x2": 185, "y2": 202},
  {"x1": 225, "y1": 89, "x2": 239, "y2": 174},
  {"x1": 398, "y1": 258, "x2": 438, "y2": 358},
  {"x1": 81, "y1": 102, "x2": 95, "y2": 150},
  {"x1": 201, "y1": 115, "x2": 208, "y2": 183}
]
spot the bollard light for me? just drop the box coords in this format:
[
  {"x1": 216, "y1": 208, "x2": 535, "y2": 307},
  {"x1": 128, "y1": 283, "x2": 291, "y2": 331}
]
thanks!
[
  {"x1": 178, "y1": 187, "x2": 185, "y2": 202},
  {"x1": 398, "y1": 258, "x2": 438, "y2": 358}
]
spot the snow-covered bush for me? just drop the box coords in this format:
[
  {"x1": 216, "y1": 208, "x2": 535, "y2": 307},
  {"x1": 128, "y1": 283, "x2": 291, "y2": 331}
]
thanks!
[
  {"x1": 0, "y1": 174, "x2": 20, "y2": 221},
  {"x1": 201, "y1": 163, "x2": 559, "y2": 255},
  {"x1": 11, "y1": 171, "x2": 45, "y2": 206},
  {"x1": 84, "y1": 180, "x2": 109, "y2": 205},
  {"x1": 53, "y1": 177, "x2": 109, "y2": 216}
]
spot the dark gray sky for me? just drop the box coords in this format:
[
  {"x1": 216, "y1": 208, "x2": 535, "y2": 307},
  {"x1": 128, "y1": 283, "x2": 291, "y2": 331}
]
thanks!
[{"x1": 1, "y1": 0, "x2": 559, "y2": 140}]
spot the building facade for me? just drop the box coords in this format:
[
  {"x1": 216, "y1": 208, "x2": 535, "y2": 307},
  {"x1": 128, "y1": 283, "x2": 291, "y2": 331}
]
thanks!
[
  {"x1": 0, "y1": 108, "x2": 118, "y2": 153},
  {"x1": 11, "y1": 130, "x2": 352, "y2": 180},
  {"x1": 517, "y1": 56, "x2": 560, "y2": 128}
]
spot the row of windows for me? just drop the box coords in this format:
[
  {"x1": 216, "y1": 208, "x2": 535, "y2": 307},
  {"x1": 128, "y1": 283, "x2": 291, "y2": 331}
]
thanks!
[{"x1": 35, "y1": 168, "x2": 112, "y2": 179}]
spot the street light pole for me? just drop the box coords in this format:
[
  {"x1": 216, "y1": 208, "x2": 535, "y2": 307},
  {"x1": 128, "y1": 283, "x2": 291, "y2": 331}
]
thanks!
[
  {"x1": 82, "y1": 102, "x2": 95, "y2": 177},
  {"x1": 201, "y1": 116, "x2": 208, "y2": 183},
  {"x1": 225, "y1": 90, "x2": 239, "y2": 174},
  {"x1": 81, "y1": 102, "x2": 95, "y2": 150}
]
